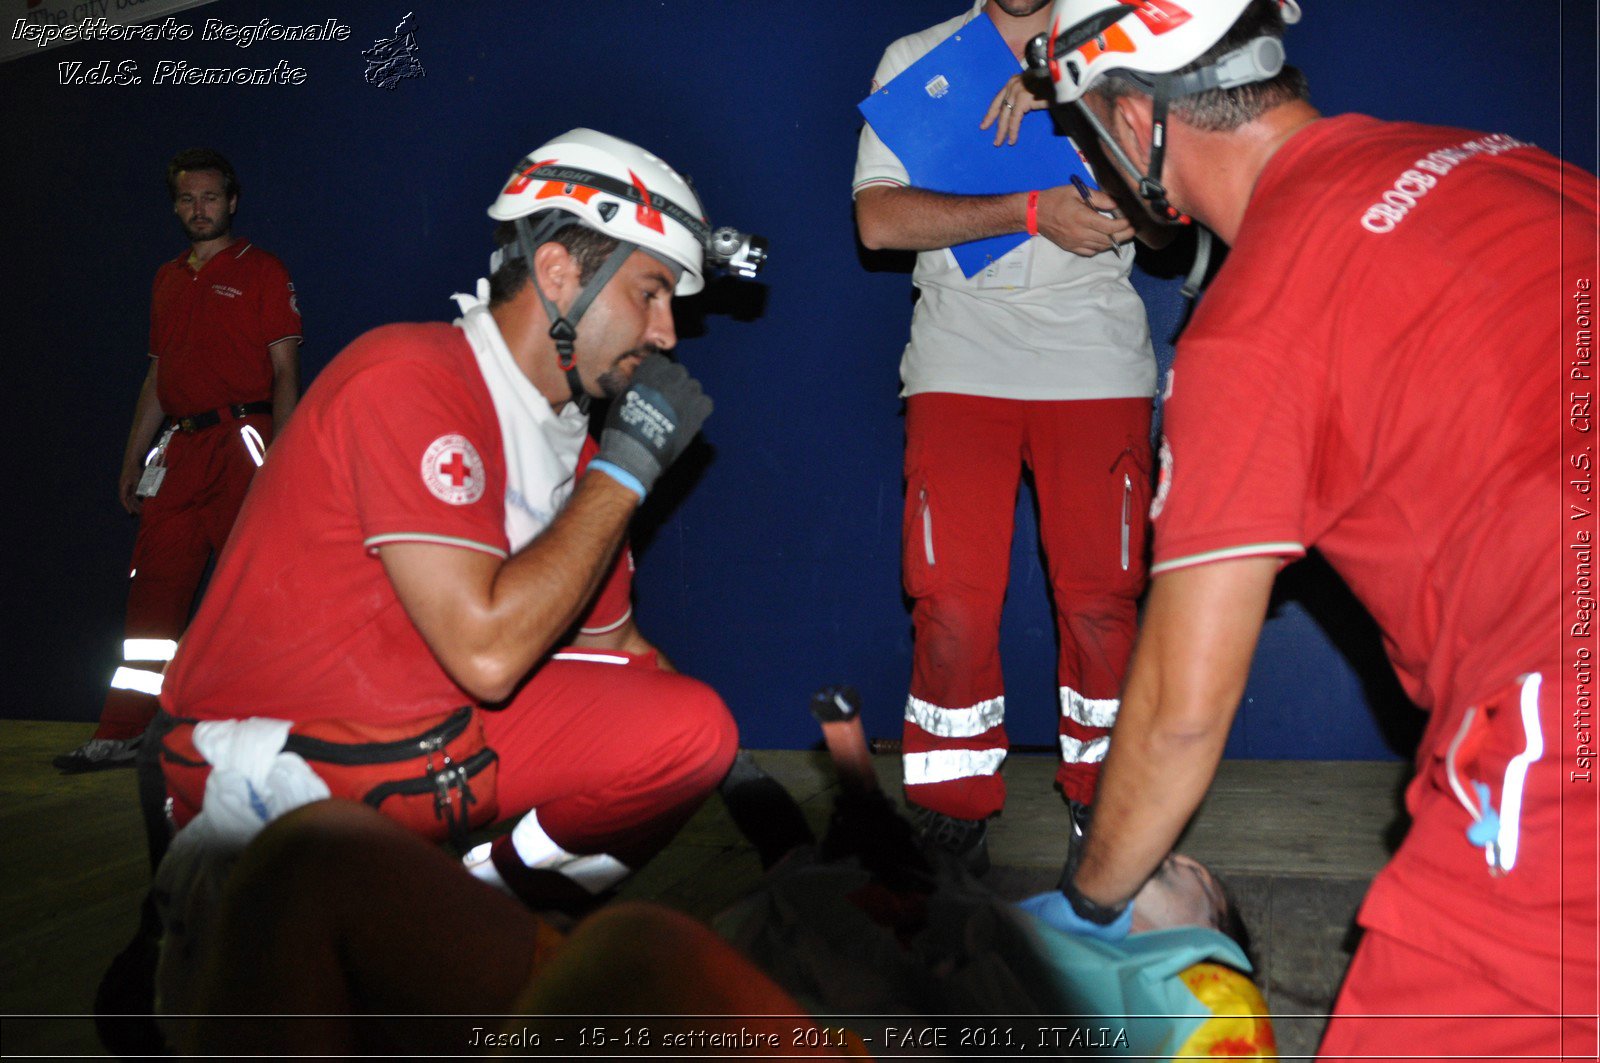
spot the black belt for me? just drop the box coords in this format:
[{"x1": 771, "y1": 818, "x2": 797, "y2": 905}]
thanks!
[{"x1": 174, "y1": 400, "x2": 272, "y2": 433}]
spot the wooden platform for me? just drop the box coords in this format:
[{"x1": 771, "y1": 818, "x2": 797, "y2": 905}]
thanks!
[{"x1": 0, "y1": 721, "x2": 1410, "y2": 1057}]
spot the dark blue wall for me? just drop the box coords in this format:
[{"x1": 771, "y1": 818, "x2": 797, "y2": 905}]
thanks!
[{"x1": 5, "y1": 1, "x2": 1592, "y2": 757}]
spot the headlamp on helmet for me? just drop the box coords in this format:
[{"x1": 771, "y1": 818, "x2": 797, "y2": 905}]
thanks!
[
  {"x1": 707, "y1": 226, "x2": 769, "y2": 280},
  {"x1": 483, "y1": 129, "x2": 769, "y2": 412},
  {"x1": 487, "y1": 128, "x2": 767, "y2": 295}
]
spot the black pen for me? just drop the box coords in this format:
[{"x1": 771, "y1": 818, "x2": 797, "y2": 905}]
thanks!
[
  {"x1": 1072, "y1": 174, "x2": 1121, "y2": 220},
  {"x1": 1072, "y1": 173, "x2": 1124, "y2": 250}
]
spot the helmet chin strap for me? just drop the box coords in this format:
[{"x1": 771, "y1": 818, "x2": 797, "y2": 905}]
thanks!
[
  {"x1": 1071, "y1": 90, "x2": 1183, "y2": 225},
  {"x1": 1065, "y1": 36, "x2": 1286, "y2": 299},
  {"x1": 1070, "y1": 36, "x2": 1286, "y2": 225},
  {"x1": 1071, "y1": 90, "x2": 1210, "y2": 300},
  {"x1": 512, "y1": 216, "x2": 637, "y2": 414}
]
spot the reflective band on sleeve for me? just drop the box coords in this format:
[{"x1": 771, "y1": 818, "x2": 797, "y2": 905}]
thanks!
[
  {"x1": 240, "y1": 424, "x2": 267, "y2": 468},
  {"x1": 1150, "y1": 542, "x2": 1305, "y2": 577},
  {"x1": 550, "y1": 651, "x2": 631, "y2": 666},
  {"x1": 1060, "y1": 687, "x2": 1119, "y2": 728},
  {"x1": 1496, "y1": 673, "x2": 1546, "y2": 873},
  {"x1": 124, "y1": 638, "x2": 178, "y2": 663},
  {"x1": 902, "y1": 747, "x2": 1006, "y2": 786},
  {"x1": 508, "y1": 809, "x2": 631, "y2": 895},
  {"x1": 904, "y1": 694, "x2": 1005, "y2": 739},
  {"x1": 110, "y1": 666, "x2": 164, "y2": 696},
  {"x1": 1059, "y1": 734, "x2": 1110, "y2": 765}
]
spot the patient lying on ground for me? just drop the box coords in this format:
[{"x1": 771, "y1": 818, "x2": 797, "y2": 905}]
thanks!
[{"x1": 169, "y1": 700, "x2": 1269, "y2": 1058}]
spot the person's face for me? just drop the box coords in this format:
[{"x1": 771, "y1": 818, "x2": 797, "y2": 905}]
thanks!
[
  {"x1": 990, "y1": 0, "x2": 1053, "y2": 19},
  {"x1": 1131, "y1": 853, "x2": 1228, "y2": 933},
  {"x1": 575, "y1": 249, "x2": 679, "y2": 399},
  {"x1": 172, "y1": 169, "x2": 235, "y2": 244}
]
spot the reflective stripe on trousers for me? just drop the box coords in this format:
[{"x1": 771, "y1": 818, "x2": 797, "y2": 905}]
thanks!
[{"x1": 110, "y1": 637, "x2": 178, "y2": 696}]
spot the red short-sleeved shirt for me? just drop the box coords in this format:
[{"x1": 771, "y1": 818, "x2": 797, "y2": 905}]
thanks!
[
  {"x1": 1151, "y1": 115, "x2": 1587, "y2": 716},
  {"x1": 160, "y1": 321, "x2": 632, "y2": 724},
  {"x1": 150, "y1": 240, "x2": 302, "y2": 415}
]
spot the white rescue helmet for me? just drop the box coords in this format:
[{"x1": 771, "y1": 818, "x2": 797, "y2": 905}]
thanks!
[
  {"x1": 488, "y1": 128, "x2": 711, "y2": 296},
  {"x1": 1039, "y1": 0, "x2": 1300, "y2": 104},
  {"x1": 1029, "y1": 0, "x2": 1299, "y2": 225}
]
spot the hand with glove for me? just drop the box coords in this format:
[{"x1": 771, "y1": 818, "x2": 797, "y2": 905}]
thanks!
[
  {"x1": 589, "y1": 354, "x2": 713, "y2": 498},
  {"x1": 1017, "y1": 884, "x2": 1134, "y2": 943},
  {"x1": 1017, "y1": 843, "x2": 1135, "y2": 943}
]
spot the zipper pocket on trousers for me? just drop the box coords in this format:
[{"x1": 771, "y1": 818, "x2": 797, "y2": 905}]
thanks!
[
  {"x1": 1120, "y1": 474, "x2": 1132, "y2": 571},
  {"x1": 920, "y1": 488, "x2": 935, "y2": 567}
]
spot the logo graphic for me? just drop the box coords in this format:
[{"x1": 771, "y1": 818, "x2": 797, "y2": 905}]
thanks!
[
  {"x1": 628, "y1": 170, "x2": 664, "y2": 234},
  {"x1": 421, "y1": 434, "x2": 485, "y2": 505},
  {"x1": 1132, "y1": 0, "x2": 1194, "y2": 33},
  {"x1": 1150, "y1": 437, "x2": 1173, "y2": 520},
  {"x1": 363, "y1": 11, "x2": 425, "y2": 91},
  {"x1": 620, "y1": 391, "x2": 674, "y2": 449}
]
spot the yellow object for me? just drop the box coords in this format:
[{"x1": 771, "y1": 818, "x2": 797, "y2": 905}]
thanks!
[{"x1": 1173, "y1": 962, "x2": 1278, "y2": 1059}]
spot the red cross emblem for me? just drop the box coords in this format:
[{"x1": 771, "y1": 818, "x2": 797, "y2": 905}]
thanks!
[
  {"x1": 439, "y1": 451, "x2": 471, "y2": 487},
  {"x1": 421, "y1": 434, "x2": 486, "y2": 505}
]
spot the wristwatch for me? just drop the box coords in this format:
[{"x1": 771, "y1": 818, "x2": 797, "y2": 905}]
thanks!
[{"x1": 1058, "y1": 846, "x2": 1130, "y2": 925}]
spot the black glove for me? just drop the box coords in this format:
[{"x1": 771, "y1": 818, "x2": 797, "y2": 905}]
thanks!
[{"x1": 589, "y1": 354, "x2": 712, "y2": 498}]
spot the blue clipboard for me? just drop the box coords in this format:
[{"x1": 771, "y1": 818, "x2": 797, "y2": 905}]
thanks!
[{"x1": 858, "y1": 12, "x2": 1093, "y2": 276}]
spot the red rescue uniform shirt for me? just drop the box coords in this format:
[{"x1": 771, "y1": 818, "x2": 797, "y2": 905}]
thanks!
[
  {"x1": 150, "y1": 240, "x2": 301, "y2": 415},
  {"x1": 1154, "y1": 115, "x2": 1577, "y2": 713},
  {"x1": 1151, "y1": 115, "x2": 1595, "y2": 1003},
  {"x1": 160, "y1": 321, "x2": 631, "y2": 725}
]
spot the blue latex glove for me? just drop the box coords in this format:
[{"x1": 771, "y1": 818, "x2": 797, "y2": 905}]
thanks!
[{"x1": 1018, "y1": 889, "x2": 1134, "y2": 943}]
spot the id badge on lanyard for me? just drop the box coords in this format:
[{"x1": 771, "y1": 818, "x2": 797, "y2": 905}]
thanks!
[{"x1": 136, "y1": 424, "x2": 177, "y2": 499}]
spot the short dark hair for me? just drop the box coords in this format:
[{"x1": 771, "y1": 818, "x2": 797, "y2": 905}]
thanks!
[
  {"x1": 1093, "y1": 0, "x2": 1309, "y2": 132},
  {"x1": 488, "y1": 217, "x2": 622, "y2": 307},
  {"x1": 166, "y1": 148, "x2": 240, "y2": 202}
]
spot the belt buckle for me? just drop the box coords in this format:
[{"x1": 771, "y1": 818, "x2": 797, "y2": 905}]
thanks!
[{"x1": 177, "y1": 416, "x2": 199, "y2": 433}]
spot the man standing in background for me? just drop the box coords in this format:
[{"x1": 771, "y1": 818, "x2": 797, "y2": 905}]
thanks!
[
  {"x1": 56, "y1": 149, "x2": 301, "y2": 773},
  {"x1": 853, "y1": 0, "x2": 1159, "y2": 873}
]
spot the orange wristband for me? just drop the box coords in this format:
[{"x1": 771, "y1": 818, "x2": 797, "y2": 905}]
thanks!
[{"x1": 1025, "y1": 189, "x2": 1040, "y2": 236}]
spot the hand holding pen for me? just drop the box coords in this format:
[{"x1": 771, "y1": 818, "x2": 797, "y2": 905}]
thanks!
[{"x1": 1028, "y1": 176, "x2": 1133, "y2": 257}]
